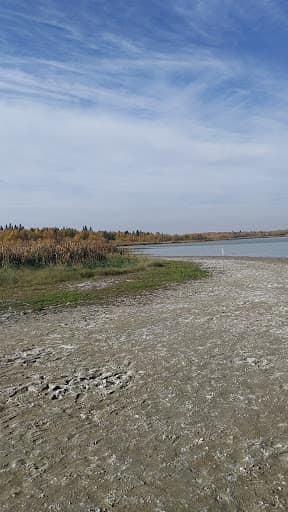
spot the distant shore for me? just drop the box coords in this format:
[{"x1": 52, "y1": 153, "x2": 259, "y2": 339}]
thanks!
[
  {"x1": 2, "y1": 225, "x2": 288, "y2": 248},
  {"x1": 126, "y1": 233, "x2": 288, "y2": 247}
]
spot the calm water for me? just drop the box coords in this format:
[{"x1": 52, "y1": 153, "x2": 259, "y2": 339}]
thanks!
[{"x1": 132, "y1": 236, "x2": 288, "y2": 258}]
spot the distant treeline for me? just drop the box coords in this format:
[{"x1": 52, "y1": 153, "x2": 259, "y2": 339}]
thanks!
[{"x1": 1, "y1": 224, "x2": 288, "y2": 245}]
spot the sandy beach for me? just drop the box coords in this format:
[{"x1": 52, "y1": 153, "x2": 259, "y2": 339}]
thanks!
[{"x1": 1, "y1": 257, "x2": 288, "y2": 511}]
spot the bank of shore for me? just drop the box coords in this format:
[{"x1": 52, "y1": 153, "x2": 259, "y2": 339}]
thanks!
[{"x1": 1, "y1": 257, "x2": 288, "y2": 511}]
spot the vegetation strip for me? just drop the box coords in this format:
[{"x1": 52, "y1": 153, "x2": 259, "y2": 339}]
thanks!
[
  {"x1": 1, "y1": 224, "x2": 288, "y2": 246},
  {"x1": 0, "y1": 256, "x2": 208, "y2": 312}
]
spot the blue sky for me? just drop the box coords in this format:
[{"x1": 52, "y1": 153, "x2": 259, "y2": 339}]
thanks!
[{"x1": 0, "y1": 0, "x2": 288, "y2": 231}]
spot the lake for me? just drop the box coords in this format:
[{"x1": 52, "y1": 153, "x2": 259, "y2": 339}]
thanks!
[{"x1": 132, "y1": 236, "x2": 288, "y2": 258}]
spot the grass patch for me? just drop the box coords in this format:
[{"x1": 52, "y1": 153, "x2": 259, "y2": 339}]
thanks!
[{"x1": 0, "y1": 255, "x2": 208, "y2": 312}]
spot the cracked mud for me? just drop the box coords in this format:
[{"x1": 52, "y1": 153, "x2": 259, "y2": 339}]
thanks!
[{"x1": 1, "y1": 257, "x2": 288, "y2": 511}]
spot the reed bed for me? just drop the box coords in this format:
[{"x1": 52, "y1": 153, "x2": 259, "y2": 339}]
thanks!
[{"x1": 0, "y1": 240, "x2": 124, "y2": 267}]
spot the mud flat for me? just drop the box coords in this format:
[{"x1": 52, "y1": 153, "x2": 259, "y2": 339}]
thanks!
[{"x1": 1, "y1": 257, "x2": 288, "y2": 511}]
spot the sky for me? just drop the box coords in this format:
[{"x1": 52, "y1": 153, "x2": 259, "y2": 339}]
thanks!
[{"x1": 0, "y1": 0, "x2": 288, "y2": 232}]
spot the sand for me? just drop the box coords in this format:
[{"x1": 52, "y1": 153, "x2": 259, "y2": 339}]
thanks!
[{"x1": 1, "y1": 257, "x2": 288, "y2": 511}]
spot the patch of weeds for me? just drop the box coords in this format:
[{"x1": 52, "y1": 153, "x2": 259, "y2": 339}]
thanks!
[{"x1": 0, "y1": 258, "x2": 208, "y2": 312}]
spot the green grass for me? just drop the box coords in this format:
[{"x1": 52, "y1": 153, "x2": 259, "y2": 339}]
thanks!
[{"x1": 0, "y1": 255, "x2": 208, "y2": 312}]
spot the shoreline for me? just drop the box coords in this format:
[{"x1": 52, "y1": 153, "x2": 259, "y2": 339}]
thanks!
[
  {"x1": 164, "y1": 255, "x2": 288, "y2": 263},
  {"x1": 124, "y1": 233, "x2": 288, "y2": 247}
]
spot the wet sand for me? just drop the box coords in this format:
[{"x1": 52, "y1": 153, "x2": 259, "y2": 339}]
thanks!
[{"x1": 1, "y1": 257, "x2": 288, "y2": 511}]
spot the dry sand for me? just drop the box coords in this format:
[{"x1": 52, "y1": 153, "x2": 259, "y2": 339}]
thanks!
[{"x1": 1, "y1": 257, "x2": 288, "y2": 511}]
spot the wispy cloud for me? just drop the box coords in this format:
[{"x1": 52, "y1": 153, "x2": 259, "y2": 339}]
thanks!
[{"x1": 172, "y1": 0, "x2": 288, "y2": 43}]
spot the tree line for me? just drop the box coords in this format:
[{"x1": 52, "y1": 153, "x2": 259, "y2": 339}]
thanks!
[{"x1": 0, "y1": 225, "x2": 288, "y2": 245}]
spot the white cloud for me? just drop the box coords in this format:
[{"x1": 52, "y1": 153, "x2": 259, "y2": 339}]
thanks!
[{"x1": 0, "y1": 98, "x2": 287, "y2": 231}]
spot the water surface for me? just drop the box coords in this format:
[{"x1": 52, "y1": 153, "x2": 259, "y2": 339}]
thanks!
[{"x1": 133, "y1": 236, "x2": 288, "y2": 258}]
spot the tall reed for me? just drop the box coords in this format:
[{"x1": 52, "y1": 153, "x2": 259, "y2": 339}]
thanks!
[{"x1": 0, "y1": 240, "x2": 124, "y2": 267}]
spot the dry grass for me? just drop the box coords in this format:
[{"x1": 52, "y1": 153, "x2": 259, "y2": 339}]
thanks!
[
  {"x1": 0, "y1": 240, "x2": 123, "y2": 267},
  {"x1": 0, "y1": 239, "x2": 208, "y2": 312}
]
